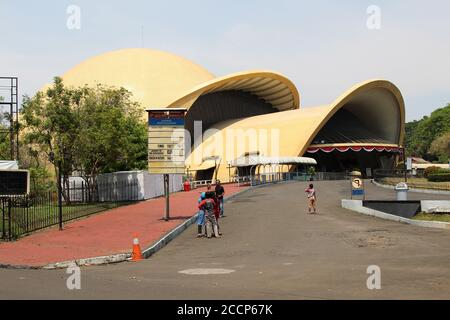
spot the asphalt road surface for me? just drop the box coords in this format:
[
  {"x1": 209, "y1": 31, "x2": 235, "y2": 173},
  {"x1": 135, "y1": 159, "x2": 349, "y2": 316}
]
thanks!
[{"x1": 1, "y1": 181, "x2": 449, "y2": 300}]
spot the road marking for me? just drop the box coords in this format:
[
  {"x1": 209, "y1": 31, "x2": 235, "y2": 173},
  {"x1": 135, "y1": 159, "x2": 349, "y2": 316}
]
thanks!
[{"x1": 178, "y1": 268, "x2": 236, "y2": 275}]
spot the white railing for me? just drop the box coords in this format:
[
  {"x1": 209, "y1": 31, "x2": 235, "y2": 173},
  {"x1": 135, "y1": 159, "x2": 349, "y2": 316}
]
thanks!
[{"x1": 191, "y1": 180, "x2": 213, "y2": 189}]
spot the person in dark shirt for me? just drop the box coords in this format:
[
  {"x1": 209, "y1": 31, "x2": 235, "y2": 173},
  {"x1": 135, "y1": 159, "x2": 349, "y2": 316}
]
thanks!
[{"x1": 215, "y1": 180, "x2": 225, "y2": 217}]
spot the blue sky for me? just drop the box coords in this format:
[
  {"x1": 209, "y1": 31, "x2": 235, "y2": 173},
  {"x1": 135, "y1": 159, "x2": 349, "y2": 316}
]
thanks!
[{"x1": 1, "y1": 0, "x2": 449, "y2": 121}]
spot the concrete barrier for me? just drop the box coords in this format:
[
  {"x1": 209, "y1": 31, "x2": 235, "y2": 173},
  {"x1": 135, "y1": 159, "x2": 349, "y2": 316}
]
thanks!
[
  {"x1": 421, "y1": 201, "x2": 450, "y2": 213},
  {"x1": 342, "y1": 199, "x2": 450, "y2": 230}
]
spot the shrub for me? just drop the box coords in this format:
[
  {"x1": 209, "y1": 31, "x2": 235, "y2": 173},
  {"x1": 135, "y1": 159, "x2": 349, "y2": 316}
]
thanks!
[
  {"x1": 428, "y1": 172, "x2": 450, "y2": 182},
  {"x1": 424, "y1": 166, "x2": 444, "y2": 178}
]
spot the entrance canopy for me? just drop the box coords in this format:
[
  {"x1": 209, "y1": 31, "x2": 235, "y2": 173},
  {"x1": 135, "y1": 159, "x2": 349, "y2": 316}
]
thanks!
[
  {"x1": 230, "y1": 155, "x2": 317, "y2": 168},
  {"x1": 189, "y1": 160, "x2": 217, "y2": 171}
]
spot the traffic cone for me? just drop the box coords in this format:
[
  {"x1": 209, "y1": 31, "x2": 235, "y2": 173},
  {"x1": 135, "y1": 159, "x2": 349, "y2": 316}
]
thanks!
[{"x1": 131, "y1": 235, "x2": 143, "y2": 261}]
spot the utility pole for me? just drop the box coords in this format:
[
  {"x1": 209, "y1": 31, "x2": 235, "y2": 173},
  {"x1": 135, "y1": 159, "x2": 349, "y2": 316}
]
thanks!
[
  {"x1": 58, "y1": 158, "x2": 63, "y2": 230},
  {"x1": 403, "y1": 145, "x2": 408, "y2": 183},
  {"x1": 164, "y1": 174, "x2": 170, "y2": 221}
]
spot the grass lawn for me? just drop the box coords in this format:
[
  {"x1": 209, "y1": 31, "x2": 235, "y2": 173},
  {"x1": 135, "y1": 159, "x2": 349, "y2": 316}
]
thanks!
[
  {"x1": 413, "y1": 212, "x2": 450, "y2": 223},
  {"x1": 379, "y1": 177, "x2": 450, "y2": 191}
]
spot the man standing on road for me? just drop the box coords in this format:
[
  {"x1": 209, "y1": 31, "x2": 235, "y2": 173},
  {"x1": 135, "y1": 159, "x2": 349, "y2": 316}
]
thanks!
[{"x1": 215, "y1": 180, "x2": 225, "y2": 217}]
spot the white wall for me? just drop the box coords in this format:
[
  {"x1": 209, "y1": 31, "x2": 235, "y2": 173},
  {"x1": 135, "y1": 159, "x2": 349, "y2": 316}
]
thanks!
[{"x1": 68, "y1": 171, "x2": 183, "y2": 201}]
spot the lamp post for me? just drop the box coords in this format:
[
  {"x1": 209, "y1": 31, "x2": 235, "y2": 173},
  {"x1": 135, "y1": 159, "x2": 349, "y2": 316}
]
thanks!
[
  {"x1": 214, "y1": 158, "x2": 218, "y2": 183},
  {"x1": 49, "y1": 151, "x2": 63, "y2": 230},
  {"x1": 403, "y1": 143, "x2": 408, "y2": 184}
]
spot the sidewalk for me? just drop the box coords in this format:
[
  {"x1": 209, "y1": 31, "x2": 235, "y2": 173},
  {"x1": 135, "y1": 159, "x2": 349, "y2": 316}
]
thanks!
[{"x1": 0, "y1": 183, "x2": 248, "y2": 268}]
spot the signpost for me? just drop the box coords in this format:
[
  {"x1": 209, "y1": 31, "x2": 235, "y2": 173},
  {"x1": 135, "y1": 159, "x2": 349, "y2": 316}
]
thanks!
[
  {"x1": 406, "y1": 157, "x2": 413, "y2": 171},
  {"x1": 350, "y1": 172, "x2": 365, "y2": 200},
  {"x1": 147, "y1": 108, "x2": 187, "y2": 221}
]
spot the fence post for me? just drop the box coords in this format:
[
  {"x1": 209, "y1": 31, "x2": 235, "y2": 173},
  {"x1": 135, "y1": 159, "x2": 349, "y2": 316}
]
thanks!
[
  {"x1": 1, "y1": 199, "x2": 5, "y2": 240},
  {"x1": 58, "y1": 163, "x2": 63, "y2": 231},
  {"x1": 26, "y1": 196, "x2": 29, "y2": 233}
]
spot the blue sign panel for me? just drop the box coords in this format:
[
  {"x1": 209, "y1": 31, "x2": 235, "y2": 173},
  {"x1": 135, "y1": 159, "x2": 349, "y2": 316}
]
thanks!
[
  {"x1": 149, "y1": 118, "x2": 185, "y2": 126},
  {"x1": 352, "y1": 189, "x2": 365, "y2": 196}
]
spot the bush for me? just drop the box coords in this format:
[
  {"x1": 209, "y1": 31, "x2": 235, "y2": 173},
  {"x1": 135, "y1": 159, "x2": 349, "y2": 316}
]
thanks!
[
  {"x1": 428, "y1": 172, "x2": 450, "y2": 182},
  {"x1": 424, "y1": 166, "x2": 444, "y2": 178}
]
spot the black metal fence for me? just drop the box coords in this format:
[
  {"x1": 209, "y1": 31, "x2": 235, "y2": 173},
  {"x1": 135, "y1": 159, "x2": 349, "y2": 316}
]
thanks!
[
  {"x1": 373, "y1": 169, "x2": 409, "y2": 184},
  {"x1": 373, "y1": 169, "x2": 450, "y2": 191},
  {"x1": 248, "y1": 171, "x2": 350, "y2": 187},
  {"x1": 1, "y1": 180, "x2": 140, "y2": 241}
]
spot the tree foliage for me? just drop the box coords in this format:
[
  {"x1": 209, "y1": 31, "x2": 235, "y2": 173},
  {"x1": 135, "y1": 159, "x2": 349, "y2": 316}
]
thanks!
[
  {"x1": 405, "y1": 103, "x2": 450, "y2": 161},
  {"x1": 429, "y1": 132, "x2": 450, "y2": 163},
  {"x1": 21, "y1": 77, "x2": 147, "y2": 195},
  {"x1": 0, "y1": 95, "x2": 9, "y2": 159},
  {"x1": 72, "y1": 85, "x2": 147, "y2": 181},
  {"x1": 22, "y1": 77, "x2": 78, "y2": 183}
]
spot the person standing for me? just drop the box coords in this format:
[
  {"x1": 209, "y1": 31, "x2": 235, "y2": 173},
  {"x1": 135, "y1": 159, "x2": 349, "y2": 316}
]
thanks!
[
  {"x1": 212, "y1": 191, "x2": 222, "y2": 236},
  {"x1": 215, "y1": 180, "x2": 225, "y2": 217},
  {"x1": 196, "y1": 192, "x2": 207, "y2": 238},
  {"x1": 304, "y1": 184, "x2": 317, "y2": 214},
  {"x1": 198, "y1": 192, "x2": 220, "y2": 238}
]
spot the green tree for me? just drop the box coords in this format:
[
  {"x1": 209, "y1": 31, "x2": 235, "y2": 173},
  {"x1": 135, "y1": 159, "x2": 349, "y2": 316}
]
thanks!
[
  {"x1": 0, "y1": 95, "x2": 9, "y2": 159},
  {"x1": 18, "y1": 145, "x2": 55, "y2": 196},
  {"x1": 21, "y1": 77, "x2": 79, "y2": 201},
  {"x1": 73, "y1": 85, "x2": 147, "y2": 186},
  {"x1": 429, "y1": 132, "x2": 450, "y2": 163},
  {"x1": 405, "y1": 103, "x2": 450, "y2": 160},
  {"x1": 21, "y1": 78, "x2": 147, "y2": 199}
]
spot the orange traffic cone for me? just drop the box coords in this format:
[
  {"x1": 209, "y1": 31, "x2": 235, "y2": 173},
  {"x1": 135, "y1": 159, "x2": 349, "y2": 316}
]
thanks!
[{"x1": 131, "y1": 235, "x2": 143, "y2": 261}]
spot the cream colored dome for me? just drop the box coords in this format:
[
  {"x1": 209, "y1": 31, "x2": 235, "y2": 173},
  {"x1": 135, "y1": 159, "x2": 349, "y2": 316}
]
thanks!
[{"x1": 61, "y1": 48, "x2": 215, "y2": 110}]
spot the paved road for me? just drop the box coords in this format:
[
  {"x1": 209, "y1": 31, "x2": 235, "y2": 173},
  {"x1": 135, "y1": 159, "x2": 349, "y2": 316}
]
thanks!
[{"x1": 1, "y1": 181, "x2": 449, "y2": 300}]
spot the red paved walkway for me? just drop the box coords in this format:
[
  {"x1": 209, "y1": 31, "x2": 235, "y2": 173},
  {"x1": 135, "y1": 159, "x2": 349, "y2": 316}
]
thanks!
[{"x1": 0, "y1": 184, "x2": 248, "y2": 267}]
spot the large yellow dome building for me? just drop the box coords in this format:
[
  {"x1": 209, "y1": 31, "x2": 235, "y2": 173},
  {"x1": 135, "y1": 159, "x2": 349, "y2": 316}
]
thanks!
[
  {"x1": 61, "y1": 48, "x2": 215, "y2": 109},
  {"x1": 59, "y1": 48, "x2": 405, "y2": 182}
]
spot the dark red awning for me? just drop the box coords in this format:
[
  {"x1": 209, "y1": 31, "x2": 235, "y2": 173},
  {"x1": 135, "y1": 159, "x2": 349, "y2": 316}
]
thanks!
[{"x1": 306, "y1": 146, "x2": 402, "y2": 154}]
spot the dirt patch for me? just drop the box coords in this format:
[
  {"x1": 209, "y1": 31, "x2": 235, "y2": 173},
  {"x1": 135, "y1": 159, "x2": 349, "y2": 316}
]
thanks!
[{"x1": 340, "y1": 230, "x2": 397, "y2": 249}]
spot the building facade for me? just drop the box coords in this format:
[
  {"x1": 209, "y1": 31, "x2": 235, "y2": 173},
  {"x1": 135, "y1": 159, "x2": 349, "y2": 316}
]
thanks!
[{"x1": 60, "y1": 48, "x2": 405, "y2": 181}]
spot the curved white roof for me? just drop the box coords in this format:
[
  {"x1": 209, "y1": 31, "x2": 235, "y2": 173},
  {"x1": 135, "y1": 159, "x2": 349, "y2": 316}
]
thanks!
[{"x1": 168, "y1": 70, "x2": 300, "y2": 111}]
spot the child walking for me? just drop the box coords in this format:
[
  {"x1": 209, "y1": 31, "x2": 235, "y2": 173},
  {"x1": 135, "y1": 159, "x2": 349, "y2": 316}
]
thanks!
[{"x1": 305, "y1": 184, "x2": 317, "y2": 214}]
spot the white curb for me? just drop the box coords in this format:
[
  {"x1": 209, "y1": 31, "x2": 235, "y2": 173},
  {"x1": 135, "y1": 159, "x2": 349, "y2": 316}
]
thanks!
[{"x1": 342, "y1": 199, "x2": 450, "y2": 230}]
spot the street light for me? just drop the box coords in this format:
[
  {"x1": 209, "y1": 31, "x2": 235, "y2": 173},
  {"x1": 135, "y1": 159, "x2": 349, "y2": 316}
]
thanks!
[{"x1": 49, "y1": 151, "x2": 63, "y2": 230}]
